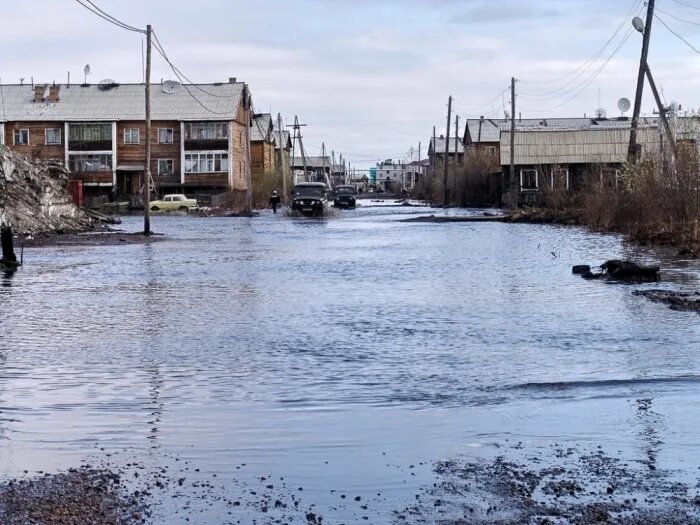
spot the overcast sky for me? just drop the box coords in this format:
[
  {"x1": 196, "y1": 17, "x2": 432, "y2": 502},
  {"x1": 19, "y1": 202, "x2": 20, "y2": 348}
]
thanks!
[{"x1": 4, "y1": 0, "x2": 700, "y2": 167}]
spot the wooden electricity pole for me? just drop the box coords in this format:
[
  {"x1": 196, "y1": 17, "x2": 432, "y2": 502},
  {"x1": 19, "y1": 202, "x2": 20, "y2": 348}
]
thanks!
[
  {"x1": 509, "y1": 77, "x2": 516, "y2": 207},
  {"x1": 277, "y1": 113, "x2": 287, "y2": 203},
  {"x1": 453, "y1": 114, "x2": 459, "y2": 195},
  {"x1": 628, "y1": 0, "x2": 655, "y2": 164},
  {"x1": 443, "y1": 95, "x2": 452, "y2": 207},
  {"x1": 245, "y1": 92, "x2": 252, "y2": 212},
  {"x1": 144, "y1": 24, "x2": 152, "y2": 235},
  {"x1": 432, "y1": 126, "x2": 437, "y2": 178}
]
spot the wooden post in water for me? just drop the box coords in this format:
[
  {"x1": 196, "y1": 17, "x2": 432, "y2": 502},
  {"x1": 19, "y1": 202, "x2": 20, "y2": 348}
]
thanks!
[{"x1": 1, "y1": 226, "x2": 17, "y2": 266}]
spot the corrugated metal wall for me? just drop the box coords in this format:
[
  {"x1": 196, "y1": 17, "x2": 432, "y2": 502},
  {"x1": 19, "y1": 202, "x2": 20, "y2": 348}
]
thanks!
[{"x1": 500, "y1": 128, "x2": 660, "y2": 165}]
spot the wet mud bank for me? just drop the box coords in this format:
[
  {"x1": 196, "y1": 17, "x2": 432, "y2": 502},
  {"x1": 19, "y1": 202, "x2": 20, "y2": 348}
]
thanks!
[
  {"x1": 633, "y1": 289, "x2": 700, "y2": 314},
  {"x1": 24, "y1": 230, "x2": 165, "y2": 248},
  {"x1": 396, "y1": 443, "x2": 700, "y2": 525}
]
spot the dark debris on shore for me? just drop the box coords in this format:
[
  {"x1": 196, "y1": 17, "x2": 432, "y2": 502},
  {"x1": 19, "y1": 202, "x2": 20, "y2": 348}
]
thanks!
[
  {"x1": 394, "y1": 443, "x2": 700, "y2": 525},
  {"x1": 0, "y1": 467, "x2": 147, "y2": 525},
  {"x1": 633, "y1": 289, "x2": 700, "y2": 314}
]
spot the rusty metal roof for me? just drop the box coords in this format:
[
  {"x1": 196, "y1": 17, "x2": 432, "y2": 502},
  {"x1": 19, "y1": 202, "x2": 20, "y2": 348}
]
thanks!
[{"x1": 0, "y1": 82, "x2": 244, "y2": 122}]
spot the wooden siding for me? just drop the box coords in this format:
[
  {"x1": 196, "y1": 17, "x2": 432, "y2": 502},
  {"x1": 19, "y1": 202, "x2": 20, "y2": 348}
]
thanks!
[
  {"x1": 117, "y1": 120, "x2": 181, "y2": 188},
  {"x1": 5, "y1": 121, "x2": 65, "y2": 162},
  {"x1": 231, "y1": 116, "x2": 248, "y2": 191},
  {"x1": 500, "y1": 128, "x2": 660, "y2": 165},
  {"x1": 251, "y1": 140, "x2": 275, "y2": 178},
  {"x1": 182, "y1": 173, "x2": 228, "y2": 187}
]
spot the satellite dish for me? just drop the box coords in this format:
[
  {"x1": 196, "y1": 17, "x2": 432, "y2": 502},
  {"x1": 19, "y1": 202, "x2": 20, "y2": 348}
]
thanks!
[
  {"x1": 161, "y1": 80, "x2": 182, "y2": 94},
  {"x1": 617, "y1": 97, "x2": 631, "y2": 115},
  {"x1": 632, "y1": 17, "x2": 645, "y2": 34},
  {"x1": 595, "y1": 108, "x2": 607, "y2": 119}
]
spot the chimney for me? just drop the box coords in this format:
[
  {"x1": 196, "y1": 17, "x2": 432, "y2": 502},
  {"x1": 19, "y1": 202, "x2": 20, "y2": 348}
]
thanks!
[
  {"x1": 48, "y1": 85, "x2": 60, "y2": 103},
  {"x1": 33, "y1": 84, "x2": 45, "y2": 103},
  {"x1": 228, "y1": 77, "x2": 237, "y2": 84}
]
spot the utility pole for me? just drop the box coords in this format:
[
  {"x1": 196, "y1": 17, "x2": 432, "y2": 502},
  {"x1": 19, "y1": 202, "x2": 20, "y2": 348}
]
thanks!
[
  {"x1": 331, "y1": 150, "x2": 337, "y2": 185},
  {"x1": 645, "y1": 64, "x2": 676, "y2": 158},
  {"x1": 509, "y1": 77, "x2": 516, "y2": 207},
  {"x1": 277, "y1": 113, "x2": 287, "y2": 203},
  {"x1": 245, "y1": 90, "x2": 253, "y2": 213},
  {"x1": 444, "y1": 95, "x2": 452, "y2": 207},
  {"x1": 144, "y1": 24, "x2": 152, "y2": 235},
  {"x1": 432, "y1": 126, "x2": 437, "y2": 179},
  {"x1": 453, "y1": 113, "x2": 459, "y2": 195},
  {"x1": 628, "y1": 0, "x2": 655, "y2": 164}
]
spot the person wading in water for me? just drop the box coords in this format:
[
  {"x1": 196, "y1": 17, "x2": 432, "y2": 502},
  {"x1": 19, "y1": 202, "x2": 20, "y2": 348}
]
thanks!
[{"x1": 269, "y1": 191, "x2": 281, "y2": 214}]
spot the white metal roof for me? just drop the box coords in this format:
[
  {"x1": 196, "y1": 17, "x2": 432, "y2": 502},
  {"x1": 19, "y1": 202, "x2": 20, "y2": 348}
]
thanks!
[
  {"x1": 430, "y1": 136, "x2": 465, "y2": 154},
  {"x1": 251, "y1": 113, "x2": 272, "y2": 141},
  {"x1": 0, "y1": 82, "x2": 245, "y2": 122}
]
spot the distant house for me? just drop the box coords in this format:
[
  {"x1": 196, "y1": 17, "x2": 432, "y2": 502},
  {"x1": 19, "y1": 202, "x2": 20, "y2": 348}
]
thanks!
[
  {"x1": 272, "y1": 121, "x2": 292, "y2": 175},
  {"x1": 405, "y1": 159, "x2": 429, "y2": 189},
  {"x1": 499, "y1": 118, "x2": 660, "y2": 203},
  {"x1": 250, "y1": 113, "x2": 275, "y2": 179},
  {"x1": 0, "y1": 78, "x2": 251, "y2": 207},
  {"x1": 290, "y1": 156, "x2": 332, "y2": 184},
  {"x1": 428, "y1": 135, "x2": 465, "y2": 166}
]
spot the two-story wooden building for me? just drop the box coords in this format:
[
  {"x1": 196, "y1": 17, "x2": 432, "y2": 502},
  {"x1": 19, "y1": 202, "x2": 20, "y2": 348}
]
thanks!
[
  {"x1": 250, "y1": 113, "x2": 275, "y2": 179},
  {"x1": 0, "y1": 78, "x2": 251, "y2": 207}
]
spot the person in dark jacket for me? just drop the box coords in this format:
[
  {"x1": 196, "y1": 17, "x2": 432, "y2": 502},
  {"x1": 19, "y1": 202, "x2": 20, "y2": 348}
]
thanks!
[{"x1": 269, "y1": 191, "x2": 281, "y2": 213}]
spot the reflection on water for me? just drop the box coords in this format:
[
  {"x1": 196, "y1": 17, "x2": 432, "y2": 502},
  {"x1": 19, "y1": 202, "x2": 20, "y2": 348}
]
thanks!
[{"x1": 0, "y1": 206, "x2": 699, "y2": 522}]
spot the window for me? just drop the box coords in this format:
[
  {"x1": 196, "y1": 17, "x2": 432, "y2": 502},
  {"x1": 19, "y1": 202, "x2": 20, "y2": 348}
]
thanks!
[
  {"x1": 69, "y1": 123, "x2": 111, "y2": 141},
  {"x1": 184, "y1": 122, "x2": 228, "y2": 140},
  {"x1": 158, "y1": 159, "x2": 174, "y2": 176},
  {"x1": 14, "y1": 129, "x2": 29, "y2": 145},
  {"x1": 124, "y1": 128, "x2": 140, "y2": 144},
  {"x1": 158, "y1": 128, "x2": 174, "y2": 144},
  {"x1": 551, "y1": 168, "x2": 569, "y2": 190},
  {"x1": 520, "y1": 169, "x2": 538, "y2": 191},
  {"x1": 485, "y1": 146, "x2": 496, "y2": 158},
  {"x1": 69, "y1": 154, "x2": 113, "y2": 173},
  {"x1": 45, "y1": 128, "x2": 61, "y2": 145},
  {"x1": 184, "y1": 152, "x2": 229, "y2": 173}
]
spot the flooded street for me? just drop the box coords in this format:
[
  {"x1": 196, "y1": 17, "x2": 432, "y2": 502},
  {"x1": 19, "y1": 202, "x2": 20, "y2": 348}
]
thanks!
[{"x1": 2, "y1": 204, "x2": 700, "y2": 523}]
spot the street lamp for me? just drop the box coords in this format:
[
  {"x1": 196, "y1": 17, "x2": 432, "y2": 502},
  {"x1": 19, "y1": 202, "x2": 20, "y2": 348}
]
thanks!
[{"x1": 632, "y1": 16, "x2": 645, "y2": 34}]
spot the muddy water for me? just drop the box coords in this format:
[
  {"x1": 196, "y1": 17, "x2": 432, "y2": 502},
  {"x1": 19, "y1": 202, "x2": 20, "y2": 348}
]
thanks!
[{"x1": 1, "y1": 205, "x2": 700, "y2": 523}]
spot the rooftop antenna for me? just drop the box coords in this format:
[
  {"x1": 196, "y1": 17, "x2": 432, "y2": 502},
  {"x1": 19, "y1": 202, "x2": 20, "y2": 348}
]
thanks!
[{"x1": 83, "y1": 64, "x2": 91, "y2": 85}]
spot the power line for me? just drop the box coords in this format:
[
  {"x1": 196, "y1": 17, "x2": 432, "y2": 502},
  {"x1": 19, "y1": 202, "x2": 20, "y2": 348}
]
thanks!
[
  {"x1": 74, "y1": 0, "x2": 145, "y2": 33},
  {"x1": 518, "y1": 26, "x2": 635, "y2": 113},
  {"x1": 655, "y1": 13, "x2": 700, "y2": 53},
  {"x1": 656, "y1": 6, "x2": 700, "y2": 26},
  {"x1": 671, "y1": 0, "x2": 700, "y2": 11},
  {"x1": 519, "y1": 0, "x2": 642, "y2": 88},
  {"x1": 150, "y1": 34, "x2": 232, "y2": 116}
]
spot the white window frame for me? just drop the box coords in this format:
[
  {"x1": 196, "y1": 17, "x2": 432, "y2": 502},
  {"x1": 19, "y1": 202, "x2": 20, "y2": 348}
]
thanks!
[
  {"x1": 157, "y1": 158, "x2": 174, "y2": 176},
  {"x1": 124, "y1": 128, "x2": 140, "y2": 144},
  {"x1": 45, "y1": 128, "x2": 61, "y2": 145},
  {"x1": 14, "y1": 129, "x2": 29, "y2": 145},
  {"x1": 520, "y1": 168, "x2": 538, "y2": 192},
  {"x1": 550, "y1": 168, "x2": 570, "y2": 190},
  {"x1": 158, "y1": 128, "x2": 174, "y2": 144},
  {"x1": 485, "y1": 146, "x2": 496, "y2": 157},
  {"x1": 184, "y1": 151, "x2": 229, "y2": 174},
  {"x1": 0, "y1": 124, "x2": 4, "y2": 145}
]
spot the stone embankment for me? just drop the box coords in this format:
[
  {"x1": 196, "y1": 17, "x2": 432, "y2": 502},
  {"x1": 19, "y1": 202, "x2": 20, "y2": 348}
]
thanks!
[{"x1": 0, "y1": 145, "x2": 92, "y2": 236}]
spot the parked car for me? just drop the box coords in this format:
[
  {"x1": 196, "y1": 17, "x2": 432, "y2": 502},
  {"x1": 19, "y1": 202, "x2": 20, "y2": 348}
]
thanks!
[
  {"x1": 149, "y1": 194, "x2": 198, "y2": 212},
  {"x1": 333, "y1": 185, "x2": 357, "y2": 208},
  {"x1": 291, "y1": 183, "x2": 328, "y2": 217}
]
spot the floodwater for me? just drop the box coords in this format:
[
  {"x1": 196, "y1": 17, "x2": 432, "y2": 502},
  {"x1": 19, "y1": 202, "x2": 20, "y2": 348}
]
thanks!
[{"x1": 1, "y1": 203, "x2": 700, "y2": 523}]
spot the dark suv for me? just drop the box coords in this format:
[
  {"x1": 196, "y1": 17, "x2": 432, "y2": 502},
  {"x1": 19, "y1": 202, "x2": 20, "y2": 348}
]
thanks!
[
  {"x1": 291, "y1": 182, "x2": 329, "y2": 217},
  {"x1": 333, "y1": 185, "x2": 357, "y2": 208}
]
